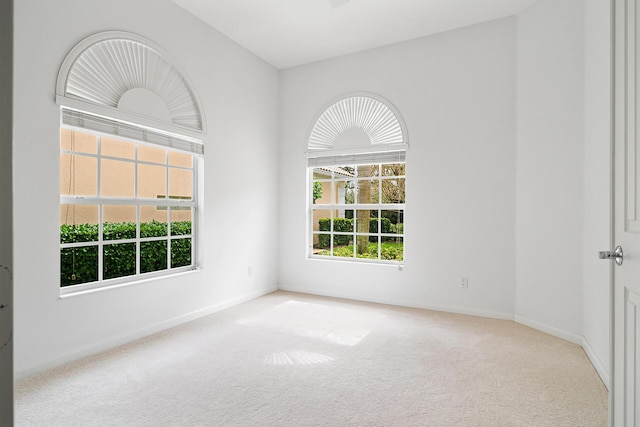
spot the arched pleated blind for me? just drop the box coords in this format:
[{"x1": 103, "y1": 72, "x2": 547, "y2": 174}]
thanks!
[
  {"x1": 56, "y1": 32, "x2": 205, "y2": 153},
  {"x1": 307, "y1": 93, "x2": 407, "y2": 165}
]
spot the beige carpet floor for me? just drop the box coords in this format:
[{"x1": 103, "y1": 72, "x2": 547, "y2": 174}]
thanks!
[{"x1": 15, "y1": 291, "x2": 608, "y2": 426}]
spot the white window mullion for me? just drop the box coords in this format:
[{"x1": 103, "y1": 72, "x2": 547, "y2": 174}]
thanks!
[
  {"x1": 167, "y1": 205, "x2": 172, "y2": 270},
  {"x1": 377, "y1": 172, "x2": 382, "y2": 259},
  {"x1": 59, "y1": 196, "x2": 195, "y2": 207},
  {"x1": 99, "y1": 237, "x2": 139, "y2": 245},
  {"x1": 165, "y1": 151, "x2": 171, "y2": 271},
  {"x1": 314, "y1": 203, "x2": 405, "y2": 211},
  {"x1": 96, "y1": 136, "x2": 102, "y2": 197},
  {"x1": 98, "y1": 203, "x2": 103, "y2": 282},
  {"x1": 134, "y1": 144, "x2": 138, "y2": 199},
  {"x1": 164, "y1": 150, "x2": 169, "y2": 201},
  {"x1": 136, "y1": 204, "x2": 141, "y2": 276},
  {"x1": 191, "y1": 160, "x2": 197, "y2": 268},
  {"x1": 330, "y1": 172, "x2": 336, "y2": 257},
  {"x1": 308, "y1": 167, "x2": 314, "y2": 257},
  {"x1": 139, "y1": 236, "x2": 171, "y2": 243},
  {"x1": 134, "y1": 147, "x2": 141, "y2": 276},
  {"x1": 60, "y1": 241, "x2": 100, "y2": 249},
  {"x1": 96, "y1": 136, "x2": 104, "y2": 282}
]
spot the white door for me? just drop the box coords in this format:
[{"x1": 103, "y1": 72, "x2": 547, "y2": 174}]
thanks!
[{"x1": 613, "y1": 0, "x2": 640, "y2": 424}]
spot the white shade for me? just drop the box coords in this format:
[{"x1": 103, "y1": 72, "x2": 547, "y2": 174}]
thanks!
[
  {"x1": 62, "y1": 109, "x2": 204, "y2": 155},
  {"x1": 308, "y1": 150, "x2": 405, "y2": 167},
  {"x1": 308, "y1": 95, "x2": 406, "y2": 150}
]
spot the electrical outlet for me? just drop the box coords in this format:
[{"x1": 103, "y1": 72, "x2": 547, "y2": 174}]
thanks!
[{"x1": 459, "y1": 276, "x2": 469, "y2": 289}]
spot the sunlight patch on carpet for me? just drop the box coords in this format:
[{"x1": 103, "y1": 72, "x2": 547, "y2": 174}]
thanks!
[
  {"x1": 263, "y1": 351, "x2": 335, "y2": 366},
  {"x1": 237, "y1": 300, "x2": 380, "y2": 346}
]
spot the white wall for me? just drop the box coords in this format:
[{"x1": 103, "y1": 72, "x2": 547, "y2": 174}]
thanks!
[
  {"x1": 582, "y1": 0, "x2": 612, "y2": 385},
  {"x1": 13, "y1": 0, "x2": 279, "y2": 377},
  {"x1": 279, "y1": 18, "x2": 517, "y2": 318},
  {"x1": 0, "y1": 0, "x2": 13, "y2": 422},
  {"x1": 13, "y1": 0, "x2": 609, "y2": 385},
  {"x1": 515, "y1": 0, "x2": 585, "y2": 340}
]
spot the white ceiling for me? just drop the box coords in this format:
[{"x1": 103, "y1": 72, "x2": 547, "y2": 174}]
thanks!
[{"x1": 172, "y1": 0, "x2": 538, "y2": 70}]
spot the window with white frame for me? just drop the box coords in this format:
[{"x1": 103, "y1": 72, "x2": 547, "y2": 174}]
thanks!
[
  {"x1": 309, "y1": 152, "x2": 405, "y2": 262},
  {"x1": 55, "y1": 32, "x2": 206, "y2": 293},
  {"x1": 60, "y1": 126, "x2": 198, "y2": 289},
  {"x1": 306, "y1": 93, "x2": 408, "y2": 264}
]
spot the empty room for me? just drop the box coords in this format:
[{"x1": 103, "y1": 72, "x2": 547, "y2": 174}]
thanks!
[{"x1": 2, "y1": 0, "x2": 633, "y2": 425}]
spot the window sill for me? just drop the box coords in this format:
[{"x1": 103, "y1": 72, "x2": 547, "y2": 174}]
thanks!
[
  {"x1": 59, "y1": 267, "x2": 202, "y2": 299},
  {"x1": 307, "y1": 255, "x2": 405, "y2": 269}
]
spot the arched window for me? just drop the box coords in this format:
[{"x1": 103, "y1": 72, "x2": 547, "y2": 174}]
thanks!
[
  {"x1": 56, "y1": 32, "x2": 205, "y2": 293},
  {"x1": 307, "y1": 93, "x2": 407, "y2": 264}
]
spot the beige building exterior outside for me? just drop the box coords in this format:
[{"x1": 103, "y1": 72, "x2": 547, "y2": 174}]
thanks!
[
  {"x1": 312, "y1": 168, "x2": 352, "y2": 246},
  {"x1": 60, "y1": 129, "x2": 193, "y2": 227}
]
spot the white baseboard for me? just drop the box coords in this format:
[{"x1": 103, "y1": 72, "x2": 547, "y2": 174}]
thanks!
[
  {"x1": 514, "y1": 315, "x2": 583, "y2": 345},
  {"x1": 282, "y1": 286, "x2": 610, "y2": 389},
  {"x1": 581, "y1": 336, "x2": 610, "y2": 390},
  {"x1": 278, "y1": 284, "x2": 514, "y2": 321},
  {"x1": 18, "y1": 284, "x2": 611, "y2": 392},
  {"x1": 15, "y1": 286, "x2": 278, "y2": 380},
  {"x1": 513, "y1": 316, "x2": 610, "y2": 388}
]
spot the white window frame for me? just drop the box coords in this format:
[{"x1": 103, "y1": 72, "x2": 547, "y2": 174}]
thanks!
[
  {"x1": 59, "y1": 125, "x2": 200, "y2": 295},
  {"x1": 308, "y1": 154, "x2": 406, "y2": 265}
]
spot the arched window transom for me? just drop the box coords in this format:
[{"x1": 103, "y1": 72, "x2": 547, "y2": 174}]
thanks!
[{"x1": 308, "y1": 94, "x2": 406, "y2": 151}]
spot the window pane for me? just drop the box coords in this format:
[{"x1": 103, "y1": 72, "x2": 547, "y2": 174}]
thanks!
[
  {"x1": 168, "y1": 151, "x2": 192, "y2": 168},
  {"x1": 61, "y1": 246, "x2": 98, "y2": 287},
  {"x1": 60, "y1": 129, "x2": 97, "y2": 154},
  {"x1": 141, "y1": 240, "x2": 168, "y2": 274},
  {"x1": 359, "y1": 164, "x2": 379, "y2": 177},
  {"x1": 381, "y1": 178, "x2": 405, "y2": 203},
  {"x1": 381, "y1": 237, "x2": 404, "y2": 261},
  {"x1": 357, "y1": 236, "x2": 378, "y2": 260},
  {"x1": 355, "y1": 209, "x2": 375, "y2": 233},
  {"x1": 334, "y1": 209, "x2": 354, "y2": 230},
  {"x1": 60, "y1": 205, "x2": 98, "y2": 243},
  {"x1": 353, "y1": 234, "x2": 373, "y2": 258},
  {"x1": 312, "y1": 180, "x2": 330, "y2": 205},
  {"x1": 381, "y1": 210, "x2": 404, "y2": 236},
  {"x1": 343, "y1": 181, "x2": 356, "y2": 204},
  {"x1": 312, "y1": 209, "x2": 332, "y2": 241},
  {"x1": 333, "y1": 165, "x2": 356, "y2": 178},
  {"x1": 332, "y1": 235, "x2": 354, "y2": 258},
  {"x1": 138, "y1": 145, "x2": 166, "y2": 164},
  {"x1": 103, "y1": 206, "x2": 136, "y2": 241},
  {"x1": 312, "y1": 234, "x2": 331, "y2": 255},
  {"x1": 367, "y1": 179, "x2": 378, "y2": 204},
  {"x1": 101, "y1": 137, "x2": 135, "y2": 159},
  {"x1": 60, "y1": 154, "x2": 97, "y2": 196},
  {"x1": 171, "y1": 238, "x2": 191, "y2": 268},
  {"x1": 104, "y1": 243, "x2": 136, "y2": 280},
  {"x1": 168, "y1": 168, "x2": 193, "y2": 199},
  {"x1": 138, "y1": 163, "x2": 166, "y2": 199},
  {"x1": 141, "y1": 206, "x2": 168, "y2": 238},
  {"x1": 381, "y1": 163, "x2": 405, "y2": 177},
  {"x1": 101, "y1": 159, "x2": 134, "y2": 198},
  {"x1": 355, "y1": 178, "x2": 375, "y2": 204},
  {"x1": 170, "y1": 207, "x2": 192, "y2": 236},
  {"x1": 312, "y1": 167, "x2": 332, "y2": 180}
]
